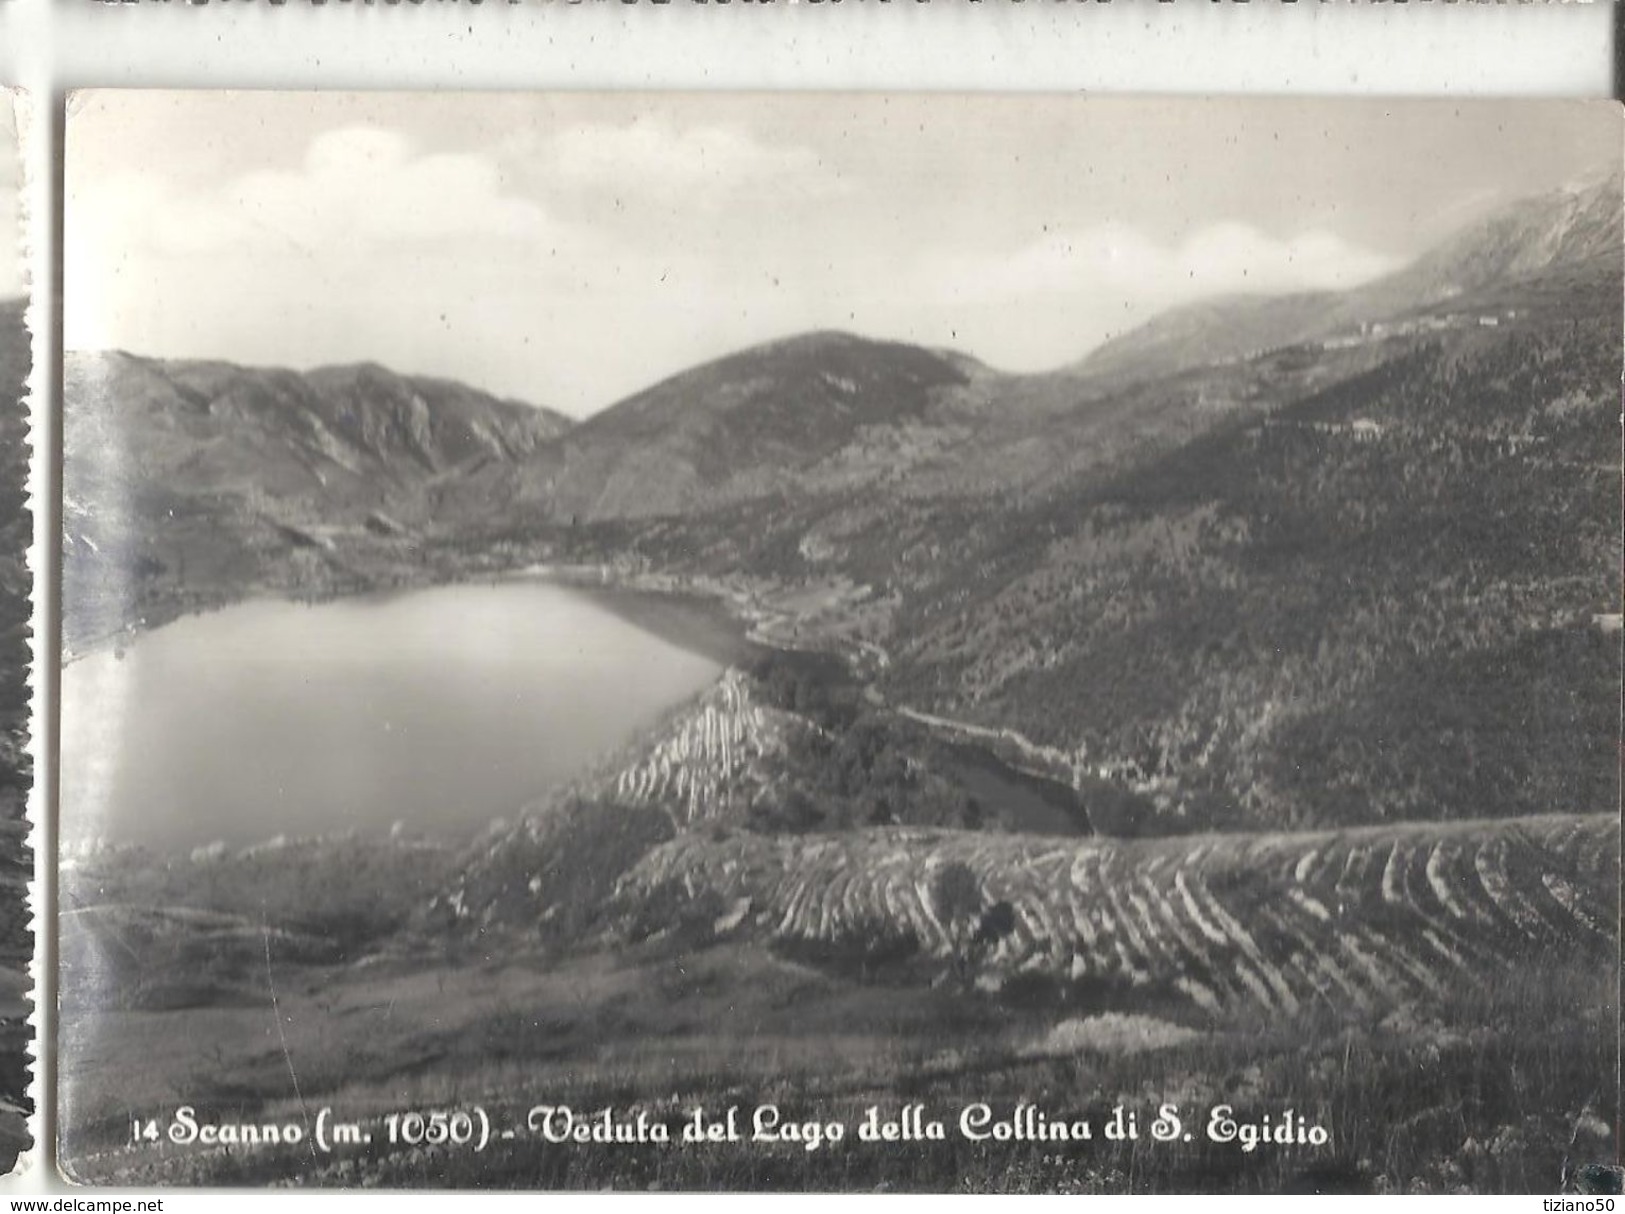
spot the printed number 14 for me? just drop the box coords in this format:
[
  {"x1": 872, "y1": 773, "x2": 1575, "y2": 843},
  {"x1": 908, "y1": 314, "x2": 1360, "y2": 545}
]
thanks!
[{"x1": 131, "y1": 1118, "x2": 161, "y2": 1145}]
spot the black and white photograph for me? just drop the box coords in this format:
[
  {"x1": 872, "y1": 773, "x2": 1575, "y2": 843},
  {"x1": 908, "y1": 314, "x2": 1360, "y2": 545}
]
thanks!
[
  {"x1": 56, "y1": 91, "x2": 1621, "y2": 1193},
  {"x1": 0, "y1": 85, "x2": 31, "y2": 1179}
]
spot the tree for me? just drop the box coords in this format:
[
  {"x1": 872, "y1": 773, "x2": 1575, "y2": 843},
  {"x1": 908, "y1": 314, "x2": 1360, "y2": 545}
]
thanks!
[{"x1": 929, "y1": 860, "x2": 1017, "y2": 991}]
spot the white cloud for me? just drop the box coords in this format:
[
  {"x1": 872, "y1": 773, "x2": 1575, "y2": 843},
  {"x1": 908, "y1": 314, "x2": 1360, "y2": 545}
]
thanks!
[
  {"x1": 513, "y1": 120, "x2": 847, "y2": 206},
  {"x1": 930, "y1": 221, "x2": 1401, "y2": 305},
  {"x1": 95, "y1": 125, "x2": 559, "y2": 261},
  {"x1": 1177, "y1": 224, "x2": 1403, "y2": 293},
  {"x1": 66, "y1": 125, "x2": 583, "y2": 372},
  {"x1": 65, "y1": 114, "x2": 1408, "y2": 414}
]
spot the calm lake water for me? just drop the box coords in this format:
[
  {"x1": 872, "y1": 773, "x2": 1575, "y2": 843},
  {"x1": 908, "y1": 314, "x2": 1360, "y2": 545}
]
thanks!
[{"x1": 60, "y1": 580, "x2": 726, "y2": 852}]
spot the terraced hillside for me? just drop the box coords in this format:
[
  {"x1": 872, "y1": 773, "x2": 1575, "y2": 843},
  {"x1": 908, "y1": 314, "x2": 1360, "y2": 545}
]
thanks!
[
  {"x1": 610, "y1": 670, "x2": 813, "y2": 828},
  {"x1": 611, "y1": 812, "x2": 1618, "y2": 1016}
]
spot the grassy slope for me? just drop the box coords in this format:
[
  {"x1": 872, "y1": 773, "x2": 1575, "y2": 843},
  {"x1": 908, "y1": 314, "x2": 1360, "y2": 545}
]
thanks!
[
  {"x1": 60, "y1": 905, "x2": 1614, "y2": 1192},
  {"x1": 59, "y1": 793, "x2": 1618, "y2": 1191}
]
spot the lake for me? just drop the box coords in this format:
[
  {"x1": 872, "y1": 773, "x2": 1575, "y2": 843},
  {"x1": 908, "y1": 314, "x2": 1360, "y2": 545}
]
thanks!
[{"x1": 59, "y1": 580, "x2": 732, "y2": 852}]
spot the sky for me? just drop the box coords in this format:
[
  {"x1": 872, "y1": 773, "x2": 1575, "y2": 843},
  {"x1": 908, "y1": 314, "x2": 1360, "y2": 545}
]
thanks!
[
  {"x1": 0, "y1": 94, "x2": 21, "y2": 301},
  {"x1": 65, "y1": 92, "x2": 1621, "y2": 418}
]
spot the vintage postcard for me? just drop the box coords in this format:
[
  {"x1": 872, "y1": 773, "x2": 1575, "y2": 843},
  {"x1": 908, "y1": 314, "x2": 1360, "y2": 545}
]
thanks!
[{"x1": 57, "y1": 91, "x2": 1621, "y2": 1192}]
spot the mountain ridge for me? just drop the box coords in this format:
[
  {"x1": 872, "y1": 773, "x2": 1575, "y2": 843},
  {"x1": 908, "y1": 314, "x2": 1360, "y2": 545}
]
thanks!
[
  {"x1": 1075, "y1": 173, "x2": 1624, "y2": 382},
  {"x1": 65, "y1": 347, "x2": 571, "y2": 501},
  {"x1": 61, "y1": 347, "x2": 572, "y2": 644},
  {"x1": 61, "y1": 168, "x2": 1624, "y2": 838},
  {"x1": 489, "y1": 328, "x2": 997, "y2": 521}
]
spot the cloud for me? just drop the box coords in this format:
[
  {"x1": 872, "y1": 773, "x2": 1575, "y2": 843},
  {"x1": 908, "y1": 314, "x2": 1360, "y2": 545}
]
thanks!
[
  {"x1": 66, "y1": 124, "x2": 588, "y2": 373},
  {"x1": 512, "y1": 120, "x2": 847, "y2": 207},
  {"x1": 65, "y1": 114, "x2": 1409, "y2": 414},
  {"x1": 930, "y1": 221, "x2": 1402, "y2": 306},
  {"x1": 95, "y1": 125, "x2": 559, "y2": 261},
  {"x1": 1175, "y1": 224, "x2": 1404, "y2": 293}
]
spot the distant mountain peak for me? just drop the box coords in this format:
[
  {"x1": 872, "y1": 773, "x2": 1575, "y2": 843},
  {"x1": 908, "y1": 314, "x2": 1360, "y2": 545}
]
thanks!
[
  {"x1": 306, "y1": 359, "x2": 398, "y2": 384},
  {"x1": 716, "y1": 328, "x2": 996, "y2": 368},
  {"x1": 508, "y1": 329, "x2": 984, "y2": 521},
  {"x1": 1557, "y1": 163, "x2": 1624, "y2": 196},
  {"x1": 63, "y1": 349, "x2": 575, "y2": 538},
  {"x1": 752, "y1": 328, "x2": 871, "y2": 352},
  {"x1": 1075, "y1": 170, "x2": 1622, "y2": 383}
]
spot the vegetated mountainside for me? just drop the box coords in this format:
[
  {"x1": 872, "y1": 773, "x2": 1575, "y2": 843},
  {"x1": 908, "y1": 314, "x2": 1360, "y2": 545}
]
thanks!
[
  {"x1": 485, "y1": 330, "x2": 997, "y2": 521},
  {"x1": 61, "y1": 350, "x2": 570, "y2": 645},
  {"x1": 60, "y1": 175, "x2": 1623, "y2": 840},
  {"x1": 1075, "y1": 174, "x2": 1624, "y2": 383},
  {"x1": 1075, "y1": 291, "x2": 1342, "y2": 386},
  {"x1": 1388, "y1": 171, "x2": 1623, "y2": 301},
  {"x1": 478, "y1": 321, "x2": 1406, "y2": 538},
  {"x1": 65, "y1": 351, "x2": 570, "y2": 523},
  {"x1": 882, "y1": 263, "x2": 1621, "y2": 832},
  {"x1": 520, "y1": 178, "x2": 1622, "y2": 835}
]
